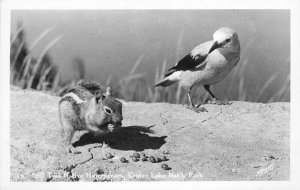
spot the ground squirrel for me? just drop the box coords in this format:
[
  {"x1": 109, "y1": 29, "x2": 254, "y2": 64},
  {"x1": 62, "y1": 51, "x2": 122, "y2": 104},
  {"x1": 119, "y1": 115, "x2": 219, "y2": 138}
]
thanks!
[{"x1": 59, "y1": 80, "x2": 123, "y2": 153}]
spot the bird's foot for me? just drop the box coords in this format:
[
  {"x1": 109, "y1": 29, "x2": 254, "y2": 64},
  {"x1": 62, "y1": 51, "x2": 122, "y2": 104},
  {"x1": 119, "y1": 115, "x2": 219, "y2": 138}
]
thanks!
[
  {"x1": 205, "y1": 98, "x2": 232, "y2": 105},
  {"x1": 186, "y1": 104, "x2": 208, "y2": 113},
  {"x1": 67, "y1": 145, "x2": 81, "y2": 154}
]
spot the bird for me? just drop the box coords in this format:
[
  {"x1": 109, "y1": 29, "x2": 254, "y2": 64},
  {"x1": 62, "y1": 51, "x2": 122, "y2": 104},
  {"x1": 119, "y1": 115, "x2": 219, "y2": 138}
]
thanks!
[{"x1": 155, "y1": 27, "x2": 241, "y2": 112}]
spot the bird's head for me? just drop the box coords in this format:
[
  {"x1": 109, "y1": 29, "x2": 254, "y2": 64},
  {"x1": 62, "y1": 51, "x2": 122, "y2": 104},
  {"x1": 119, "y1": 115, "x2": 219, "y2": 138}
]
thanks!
[{"x1": 208, "y1": 27, "x2": 240, "y2": 54}]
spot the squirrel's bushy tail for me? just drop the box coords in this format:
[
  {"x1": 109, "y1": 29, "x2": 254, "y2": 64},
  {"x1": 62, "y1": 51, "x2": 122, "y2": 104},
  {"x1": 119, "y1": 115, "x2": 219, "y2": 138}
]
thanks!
[{"x1": 77, "y1": 80, "x2": 104, "y2": 95}]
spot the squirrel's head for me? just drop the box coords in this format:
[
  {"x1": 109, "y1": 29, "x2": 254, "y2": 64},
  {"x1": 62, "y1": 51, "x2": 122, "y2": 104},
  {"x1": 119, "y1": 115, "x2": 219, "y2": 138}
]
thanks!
[{"x1": 87, "y1": 87, "x2": 123, "y2": 133}]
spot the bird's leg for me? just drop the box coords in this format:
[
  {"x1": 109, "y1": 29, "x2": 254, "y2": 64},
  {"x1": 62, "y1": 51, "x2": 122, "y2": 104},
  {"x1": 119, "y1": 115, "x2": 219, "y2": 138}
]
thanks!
[
  {"x1": 186, "y1": 88, "x2": 207, "y2": 113},
  {"x1": 203, "y1": 85, "x2": 231, "y2": 105},
  {"x1": 204, "y1": 85, "x2": 217, "y2": 99}
]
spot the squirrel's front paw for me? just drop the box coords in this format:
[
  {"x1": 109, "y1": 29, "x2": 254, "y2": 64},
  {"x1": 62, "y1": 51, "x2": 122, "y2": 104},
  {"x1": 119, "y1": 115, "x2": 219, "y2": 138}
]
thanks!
[{"x1": 107, "y1": 123, "x2": 121, "y2": 132}]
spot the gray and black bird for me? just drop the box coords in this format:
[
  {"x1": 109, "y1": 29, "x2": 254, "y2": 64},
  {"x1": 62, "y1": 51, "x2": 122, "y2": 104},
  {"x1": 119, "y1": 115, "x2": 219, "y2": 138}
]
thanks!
[{"x1": 155, "y1": 27, "x2": 241, "y2": 112}]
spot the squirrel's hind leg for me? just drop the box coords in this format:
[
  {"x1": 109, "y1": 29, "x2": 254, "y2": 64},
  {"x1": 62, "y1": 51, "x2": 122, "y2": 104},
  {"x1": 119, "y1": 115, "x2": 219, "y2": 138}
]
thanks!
[
  {"x1": 59, "y1": 102, "x2": 80, "y2": 154},
  {"x1": 62, "y1": 127, "x2": 79, "y2": 154}
]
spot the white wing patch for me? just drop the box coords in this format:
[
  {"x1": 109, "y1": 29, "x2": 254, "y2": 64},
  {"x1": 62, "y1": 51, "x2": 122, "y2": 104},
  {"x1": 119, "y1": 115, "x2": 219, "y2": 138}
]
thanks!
[
  {"x1": 168, "y1": 71, "x2": 183, "y2": 81},
  {"x1": 63, "y1": 92, "x2": 84, "y2": 104}
]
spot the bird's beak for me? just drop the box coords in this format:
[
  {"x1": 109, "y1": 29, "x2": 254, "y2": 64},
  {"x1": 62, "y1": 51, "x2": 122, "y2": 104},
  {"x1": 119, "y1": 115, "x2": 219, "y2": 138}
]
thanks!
[{"x1": 208, "y1": 41, "x2": 221, "y2": 54}]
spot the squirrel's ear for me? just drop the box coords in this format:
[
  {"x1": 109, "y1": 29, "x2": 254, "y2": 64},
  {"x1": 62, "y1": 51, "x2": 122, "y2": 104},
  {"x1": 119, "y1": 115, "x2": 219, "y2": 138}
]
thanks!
[
  {"x1": 95, "y1": 94, "x2": 105, "y2": 103},
  {"x1": 105, "y1": 87, "x2": 112, "y2": 96}
]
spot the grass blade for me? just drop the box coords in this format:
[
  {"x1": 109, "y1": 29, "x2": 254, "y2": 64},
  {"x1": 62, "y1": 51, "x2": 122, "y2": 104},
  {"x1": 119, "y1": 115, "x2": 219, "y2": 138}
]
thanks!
[
  {"x1": 11, "y1": 41, "x2": 25, "y2": 71},
  {"x1": 51, "y1": 67, "x2": 62, "y2": 92},
  {"x1": 10, "y1": 26, "x2": 24, "y2": 47},
  {"x1": 27, "y1": 35, "x2": 63, "y2": 89},
  {"x1": 36, "y1": 66, "x2": 53, "y2": 90},
  {"x1": 20, "y1": 56, "x2": 33, "y2": 88},
  {"x1": 257, "y1": 74, "x2": 277, "y2": 101},
  {"x1": 29, "y1": 26, "x2": 55, "y2": 51},
  {"x1": 129, "y1": 55, "x2": 143, "y2": 75}
]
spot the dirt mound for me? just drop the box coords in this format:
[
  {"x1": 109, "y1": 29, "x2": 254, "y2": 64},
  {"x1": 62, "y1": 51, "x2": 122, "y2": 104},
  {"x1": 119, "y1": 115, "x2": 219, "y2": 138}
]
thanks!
[{"x1": 10, "y1": 87, "x2": 289, "y2": 181}]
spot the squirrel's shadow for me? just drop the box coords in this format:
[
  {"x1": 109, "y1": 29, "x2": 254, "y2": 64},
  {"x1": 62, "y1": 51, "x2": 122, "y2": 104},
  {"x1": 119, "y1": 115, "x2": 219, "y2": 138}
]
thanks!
[{"x1": 73, "y1": 126, "x2": 167, "y2": 151}]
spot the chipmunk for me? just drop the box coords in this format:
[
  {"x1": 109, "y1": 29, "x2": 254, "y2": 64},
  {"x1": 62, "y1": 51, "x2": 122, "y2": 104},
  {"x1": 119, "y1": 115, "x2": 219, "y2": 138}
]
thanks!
[{"x1": 59, "y1": 80, "x2": 123, "y2": 153}]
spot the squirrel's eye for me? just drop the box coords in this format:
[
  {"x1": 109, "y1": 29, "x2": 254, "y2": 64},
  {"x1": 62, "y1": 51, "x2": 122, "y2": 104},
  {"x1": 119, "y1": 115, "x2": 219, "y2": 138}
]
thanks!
[
  {"x1": 225, "y1": 38, "x2": 230, "y2": 43},
  {"x1": 104, "y1": 106, "x2": 113, "y2": 115}
]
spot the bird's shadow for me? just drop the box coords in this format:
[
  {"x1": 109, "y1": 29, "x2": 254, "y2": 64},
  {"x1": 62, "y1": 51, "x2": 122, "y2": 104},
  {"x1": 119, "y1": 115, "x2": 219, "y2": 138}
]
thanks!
[{"x1": 73, "y1": 126, "x2": 167, "y2": 151}]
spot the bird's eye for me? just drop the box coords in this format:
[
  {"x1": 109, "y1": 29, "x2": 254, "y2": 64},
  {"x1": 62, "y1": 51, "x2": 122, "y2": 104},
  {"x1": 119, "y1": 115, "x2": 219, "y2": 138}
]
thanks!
[
  {"x1": 103, "y1": 106, "x2": 113, "y2": 115},
  {"x1": 225, "y1": 39, "x2": 230, "y2": 43}
]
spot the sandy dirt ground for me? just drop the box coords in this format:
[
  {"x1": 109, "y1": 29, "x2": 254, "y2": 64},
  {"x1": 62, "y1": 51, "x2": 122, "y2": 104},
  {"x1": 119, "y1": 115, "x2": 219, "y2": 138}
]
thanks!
[{"x1": 10, "y1": 87, "x2": 289, "y2": 181}]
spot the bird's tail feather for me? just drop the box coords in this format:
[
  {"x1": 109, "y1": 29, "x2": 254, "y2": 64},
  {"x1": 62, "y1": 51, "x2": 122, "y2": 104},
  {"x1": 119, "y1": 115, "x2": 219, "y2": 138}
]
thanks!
[
  {"x1": 155, "y1": 78, "x2": 177, "y2": 87},
  {"x1": 155, "y1": 71, "x2": 182, "y2": 87}
]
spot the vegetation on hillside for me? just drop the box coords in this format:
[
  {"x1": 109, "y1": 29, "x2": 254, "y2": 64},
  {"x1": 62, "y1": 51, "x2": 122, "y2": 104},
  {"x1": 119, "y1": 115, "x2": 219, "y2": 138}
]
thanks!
[{"x1": 10, "y1": 25, "x2": 290, "y2": 104}]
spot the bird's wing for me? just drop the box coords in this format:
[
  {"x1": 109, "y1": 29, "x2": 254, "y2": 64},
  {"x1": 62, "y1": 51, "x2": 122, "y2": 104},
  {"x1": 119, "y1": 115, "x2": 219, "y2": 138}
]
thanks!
[{"x1": 165, "y1": 41, "x2": 213, "y2": 77}]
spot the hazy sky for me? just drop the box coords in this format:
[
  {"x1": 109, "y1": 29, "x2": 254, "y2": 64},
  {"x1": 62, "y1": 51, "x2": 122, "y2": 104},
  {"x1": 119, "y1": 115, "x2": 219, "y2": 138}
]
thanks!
[{"x1": 11, "y1": 10, "x2": 290, "y2": 100}]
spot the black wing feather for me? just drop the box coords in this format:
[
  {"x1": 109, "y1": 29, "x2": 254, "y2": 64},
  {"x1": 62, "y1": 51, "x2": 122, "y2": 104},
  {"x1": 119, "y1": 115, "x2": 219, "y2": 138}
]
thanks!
[{"x1": 165, "y1": 53, "x2": 207, "y2": 77}]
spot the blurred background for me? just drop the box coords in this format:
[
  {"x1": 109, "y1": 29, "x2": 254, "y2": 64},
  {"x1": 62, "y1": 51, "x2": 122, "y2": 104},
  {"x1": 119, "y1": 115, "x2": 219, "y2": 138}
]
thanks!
[{"x1": 10, "y1": 10, "x2": 290, "y2": 104}]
